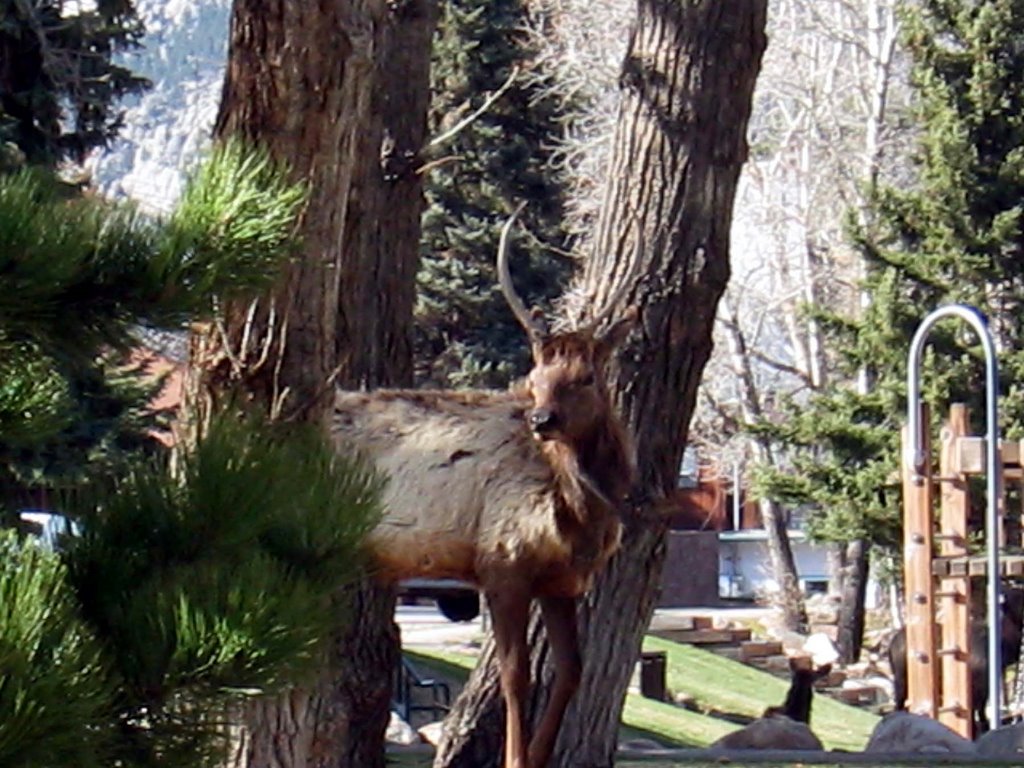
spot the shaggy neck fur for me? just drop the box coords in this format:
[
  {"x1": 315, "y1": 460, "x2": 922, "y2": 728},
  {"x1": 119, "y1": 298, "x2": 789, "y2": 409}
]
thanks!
[{"x1": 539, "y1": 403, "x2": 636, "y2": 525}]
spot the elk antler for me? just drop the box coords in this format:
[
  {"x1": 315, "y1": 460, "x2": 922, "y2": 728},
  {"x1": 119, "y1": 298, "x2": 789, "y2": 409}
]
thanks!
[{"x1": 497, "y1": 203, "x2": 548, "y2": 339}]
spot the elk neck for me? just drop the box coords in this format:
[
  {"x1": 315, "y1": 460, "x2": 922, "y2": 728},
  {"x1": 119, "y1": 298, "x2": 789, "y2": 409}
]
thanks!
[{"x1": 538, "y1": 412, "x2": 635, "y2": 525}]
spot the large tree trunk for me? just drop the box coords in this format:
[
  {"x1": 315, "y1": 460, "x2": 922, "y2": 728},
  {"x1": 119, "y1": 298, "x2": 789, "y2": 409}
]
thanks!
[
  {"x1": 434, "y1": 2, "x2": 768, "y2": 766},
  {"x1": 184, "y1": 1, "x2": 437, "y2": 766},
  {"x1": 337, "y1": 0, "x2": 437, "y2": 388},
  {"x1": 329, "y1": 2, "x2": 438, "y2": 766}
]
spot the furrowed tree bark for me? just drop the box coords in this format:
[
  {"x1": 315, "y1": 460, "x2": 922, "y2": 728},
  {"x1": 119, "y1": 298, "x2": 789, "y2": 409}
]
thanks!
[
  {"x1": 183, "y1": 1, "x2": 437, "y2": 766},
  {"x1": 330, "y1": 3, "x2": 438, "y2": 767},
  {"x1": 835, "y1": 538, "x2": 870, "y2": 664},
  {"x1": 434, "y1": 2, "x2": 768, "y2": 766},
  {"x1": 338, "y1": 0, "x2": 438, "y2": 388}
]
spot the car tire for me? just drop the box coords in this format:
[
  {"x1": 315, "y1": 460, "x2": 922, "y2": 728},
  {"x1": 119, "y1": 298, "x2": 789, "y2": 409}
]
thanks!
[{"x1": 436, "y1": 593, "x2": 480, "y2": 622}]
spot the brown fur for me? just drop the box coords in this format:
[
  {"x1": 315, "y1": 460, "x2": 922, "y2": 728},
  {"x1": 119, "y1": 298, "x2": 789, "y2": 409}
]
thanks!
[{"x1": 332, "y1": 328, "x2": 635, "y2": 598}]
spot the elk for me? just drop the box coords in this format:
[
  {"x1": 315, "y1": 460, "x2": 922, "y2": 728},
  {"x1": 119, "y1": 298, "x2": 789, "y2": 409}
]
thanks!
[
  {"x1": 762, "y1": 656, "x2": 832, "y2": 725},
  {"x1": 888, "y1": 586, "x2": 1024, "y2": 734},
  {"x1": 331, "y1": 207, "x2": 638, "y2": 768}
]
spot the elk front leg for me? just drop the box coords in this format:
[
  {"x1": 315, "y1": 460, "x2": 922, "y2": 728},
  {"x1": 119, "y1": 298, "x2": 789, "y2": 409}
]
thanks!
[
  {"x1": 488, "y1": 588, "x2": 531, "y2": 768},
  {"x1": 528, "y1": 595, "x2": 581, "y2": 768}
]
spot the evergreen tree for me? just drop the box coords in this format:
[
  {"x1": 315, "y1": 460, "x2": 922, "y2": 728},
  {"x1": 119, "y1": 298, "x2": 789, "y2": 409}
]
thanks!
[
  {"x1": 0, "y1": 0, "x2": 150, "y2": 166},
  {"x1": 0, "y1": 142, "x2": 304, "y2": 507},
  {"x1": 416, "y1": 0, "x2": 574, "y2": 388},
  {"x1": 759, "y1": 0, "x2": 1024, "y2": 578},
  {"x1": 0, "y1": 142, "x2": 384, "y2": 768}
]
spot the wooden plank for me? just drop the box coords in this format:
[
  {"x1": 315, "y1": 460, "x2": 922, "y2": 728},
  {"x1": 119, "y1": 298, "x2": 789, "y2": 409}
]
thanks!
[
  {"x1": 957, "y1": 437, "x2": 985, "y2": 475},
  {"x1": 1001, "y1": 440, "x2": 1022, "y2": 467},
  {"x1": 932, "y1": 554, "x2": 1024, "y2": 577},
  {"x1": 956, "y1": 436, "x2": 1022, "y2": 475},
  {"x1": 938, "y1": 404, "x2": 972, "y2": 738},
  {"x1": 739, "y1": 640, "x2": 784, "y2": 661},
  {"x1": 903, "y1": 411, "x2": 939, "y2": 718},
  {"x1": 648, "y1": 628, "x2": 751, "y2": 645}
]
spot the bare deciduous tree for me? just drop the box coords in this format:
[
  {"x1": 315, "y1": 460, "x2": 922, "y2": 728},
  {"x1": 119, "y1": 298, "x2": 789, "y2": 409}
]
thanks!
[
  {"x1": 436, "y1": 3, "x2": 769, "y2": 765},
  {"x1": 694, "y1": 0, "x2": 906, "y2": 646}
]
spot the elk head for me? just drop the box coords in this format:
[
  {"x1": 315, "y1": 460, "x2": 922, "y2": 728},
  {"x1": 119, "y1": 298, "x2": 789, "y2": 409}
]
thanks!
[{"x1": 497, "y1": 205, "x2": 637, "y2": 445}]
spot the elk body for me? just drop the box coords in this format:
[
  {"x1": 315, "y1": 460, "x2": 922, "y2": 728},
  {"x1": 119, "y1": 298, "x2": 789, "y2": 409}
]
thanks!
[{"x1": 331, "y1": 209, "x2": 637, "y2": 768}]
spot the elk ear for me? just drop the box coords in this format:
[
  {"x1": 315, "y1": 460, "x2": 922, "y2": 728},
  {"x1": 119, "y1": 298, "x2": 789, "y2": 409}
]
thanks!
[{"x1": 595, "y1": 306, "x2": 639, "y2": 358}]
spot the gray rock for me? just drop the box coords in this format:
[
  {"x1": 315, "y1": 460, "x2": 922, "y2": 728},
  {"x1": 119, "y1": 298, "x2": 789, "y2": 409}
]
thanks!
[
  {"x1": 417, "y1": 721, "x2": 444, "y2": 747},
  {"x1": 385, "y1": 712, "x2": 420, "y2": 746},
  {"x1": 618, "y1": 737, "x2": 666, "y2": 752},
  {"x1": 865, "y1": 711, "x2": 975, "y2": 755},
  {"x1": 710, "y1": 716, "x2": 823, "y2": 751},
  {"x1": 977, "y1": 722, "x2": 1024, "y2": 757}
]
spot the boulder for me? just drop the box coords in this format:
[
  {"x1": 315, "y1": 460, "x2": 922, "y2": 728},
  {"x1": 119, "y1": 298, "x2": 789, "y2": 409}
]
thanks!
[
  {"x1": 773, "y1": 629, "x2": 810, "y2": 655},
  {"x1": 803, "y1": 632, "x2": 841, "y2": 667},
  {"x1": 710, "y1": 716, "x2": 823, "y2": 751},
  {"x1": 865, "y1": 712, "x2": 975, "y2": 755},
  {"x1": 977, "y1": 722, "x2": 1024, "y2": 757},
  {"x1": 385, "y1": 712, "x2": 420, "y2": 746},
  {"x1": 417, "y1": 721, "x2": 444, "y2": 746}
]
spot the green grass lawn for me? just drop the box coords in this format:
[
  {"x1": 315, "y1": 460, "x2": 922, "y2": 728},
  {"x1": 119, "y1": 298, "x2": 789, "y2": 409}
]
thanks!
[
  {"x1": 641, "y1": 636, "x2": 879, "y2": 752},
  {"x1": 404, "y1": 635, "x2": 880, "y2": 753}
]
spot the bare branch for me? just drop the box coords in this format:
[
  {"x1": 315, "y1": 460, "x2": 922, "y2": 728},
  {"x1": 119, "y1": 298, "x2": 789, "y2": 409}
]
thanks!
[{"x1": 428, "y1": 66, "x2": 519, "y2": 149}]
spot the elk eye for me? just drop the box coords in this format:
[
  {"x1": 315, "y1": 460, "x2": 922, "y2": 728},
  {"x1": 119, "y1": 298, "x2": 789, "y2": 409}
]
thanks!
[{"x1": 579, "y1": 374, "x2": 595, "y2": 387}]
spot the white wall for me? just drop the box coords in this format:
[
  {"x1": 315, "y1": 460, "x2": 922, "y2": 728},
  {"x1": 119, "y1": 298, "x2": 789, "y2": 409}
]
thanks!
[{"x1": 718, "y1": 530, "x2": 883, "y2": 609}]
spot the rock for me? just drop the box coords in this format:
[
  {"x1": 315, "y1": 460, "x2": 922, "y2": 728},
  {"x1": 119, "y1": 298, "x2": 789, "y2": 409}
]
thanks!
[
  {"x1": 803, "y1": 632, "x2": 840, "y2": 667},
  {"x1": 864, "y1": 712, "x2": 975, "y2": 755},
  {"x1": 861, "y1": 674, "x2": 894, "y2": 700},
  {"x1": 618, "y1": 737, "x2": 666, "y2": 752},
  {"x1": 772, "y1": 629, "x2": 810, "y2": 655},
  {"x1": 673, "y1": 691, "x2": 697, "y2": 710},
  {"x1": 385, "y1": 712, "x2": 420, "y2": 746},
  {"x1": 977, "y1": 722, "x2": 1024, "y2": 757},
  {"x1": 417, "y1": 721, "x2": 444, "y2": 746},
  {"x1": 709, "y1": 716, "x2": 823, "y2": 751}
]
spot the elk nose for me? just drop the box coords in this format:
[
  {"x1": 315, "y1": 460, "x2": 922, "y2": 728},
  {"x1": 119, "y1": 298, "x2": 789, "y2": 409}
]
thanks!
[{"x1": 529, "y1": 408, "x2": 558, "y2": 433}]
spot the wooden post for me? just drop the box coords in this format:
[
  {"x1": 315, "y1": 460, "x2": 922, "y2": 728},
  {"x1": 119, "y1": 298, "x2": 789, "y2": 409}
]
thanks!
[
  {"x1": 938, "y1": 404, "x2": 972, "y2": 737},
  {"x1": 903, "y1": 406, "x2": 938, "y2": 717}
]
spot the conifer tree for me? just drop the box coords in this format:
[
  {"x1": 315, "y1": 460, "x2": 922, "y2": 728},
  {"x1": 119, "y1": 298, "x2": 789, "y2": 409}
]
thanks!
[
  {"x1": 0, "y1": 142, "x2": 381, "y2": 768},
  {"x1": 0, "y1": 0, "x2": 150, "y2": 166},
  {"x1": 0, "y1": 142, "x2": 303, "y2": 506},
  {"x1": 416, "y1": 0, "x2": 574, "y2": 387},
  {"x1": 759, "y1": 0, "x2": 1024, "y2": 621}
]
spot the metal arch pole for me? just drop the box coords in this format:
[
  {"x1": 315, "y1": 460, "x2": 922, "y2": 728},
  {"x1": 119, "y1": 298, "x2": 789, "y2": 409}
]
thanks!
[{"x1": 906, "y1": 304, "x2": 1002, "y2": 729}]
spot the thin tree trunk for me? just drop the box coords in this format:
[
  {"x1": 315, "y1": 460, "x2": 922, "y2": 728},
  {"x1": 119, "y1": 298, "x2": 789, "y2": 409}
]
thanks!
[
  {"x1": 435, "y1": 3, "x2": 768, "y2": 765},
  {"x1": 720, "y1": 295, "x2": 807, "y2": 631},
  {"x1": 183, "y1": 1, "x2": 437, "y2": 766},
  {"x1": 760, "y1": 497, "x2": 808, "y2": 632},
  {"x1": 835, "y1": 538, "x2": 870, "y2": 664}
]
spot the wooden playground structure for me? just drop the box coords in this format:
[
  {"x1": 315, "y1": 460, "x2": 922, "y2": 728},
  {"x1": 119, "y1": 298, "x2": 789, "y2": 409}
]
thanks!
[{"x1": 901, "y1": 305, "x2": 1023, "y2": 738}]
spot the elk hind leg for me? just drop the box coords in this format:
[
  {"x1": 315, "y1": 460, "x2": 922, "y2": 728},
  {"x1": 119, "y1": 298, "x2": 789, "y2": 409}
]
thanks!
[
  {"x1": 488, "y1": 588, "x2": 532, "y2": 768},
  {"x1": 528, "y1": 595, "x2": 581, "y2": 768}
]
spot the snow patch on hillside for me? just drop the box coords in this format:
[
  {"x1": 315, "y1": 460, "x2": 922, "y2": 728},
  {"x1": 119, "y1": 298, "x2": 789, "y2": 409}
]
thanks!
[{"x1": 89, "y1": 0, "x2": 230, "y2": 213}]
